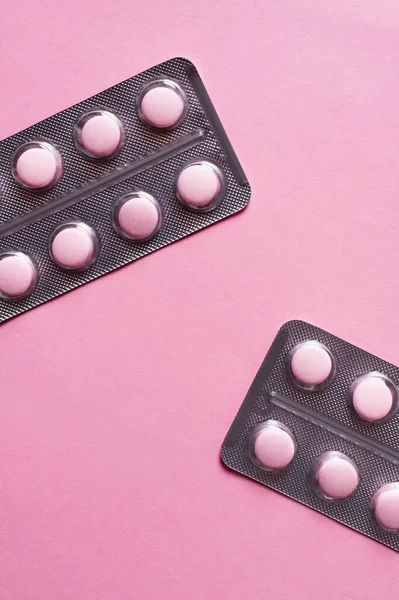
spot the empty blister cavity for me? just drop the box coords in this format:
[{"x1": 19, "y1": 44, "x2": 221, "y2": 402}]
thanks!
[
  {"x1": 50, "y1": 222, "x2": 99, "y2": 271},
  {"x1": 371, "y1": 483, "x2": 399, "y2": 533},
  {"x1": 309, "y1": 451, "x2": 359, "y2": 501},
  {"x1": 176, "y1": 160, "x2": 225, "y2": 212},
  {"x1": 112, "y1": 191, "x2": 162, "y2": 241},
  {"x1": 137, "y1": 78, "x2": 187, "y2": 130},
  {"x1": 249, "y1": 420, "x2": 296, "y2": 471},
  {"x1": 349, "y1": 372, "x2": 398, "y2": 423},
  {"x1": 12, "y1": 141, "x2": 62, "y2": 190},
  {"x1": 287, "y1": 340, "x2": 335, "y2": 391},
  {"x1": 74, "y1": 110, "x2": 125, "y2": 159},
  {"x1": 0, "y1": 251, "x2": 37, "y2": 300}
]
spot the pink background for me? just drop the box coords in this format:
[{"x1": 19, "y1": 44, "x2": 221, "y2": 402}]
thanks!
[{"x1": 1, "y1": 0, "x2": 399, "y2": 598}]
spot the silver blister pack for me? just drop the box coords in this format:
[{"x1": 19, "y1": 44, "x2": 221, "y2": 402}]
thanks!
[
  {"x1": 0, "y1": 57, "x2": 250, "y2": 323},
  {"x1": 222, "y1": 320, "x2": 399, "y2": 551}
]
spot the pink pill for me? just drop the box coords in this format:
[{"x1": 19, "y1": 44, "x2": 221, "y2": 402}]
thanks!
[
  {"x1": 0, "y1": 252, "x2": 37, "y2": 299},
  {"x1": 176, "y1": 161, "x2": 224, "y2": 210},
  {"x1": 252, "y1": 421, "x2": 296, "y2": 471},
  {"x1": 351, "y1": 374, "x2": 396, "y2": 422},
  {"x1": 372, "y1": 483, "x2": 399, "y2": 532},
  {"x1": 139, "y1": 80, "x2": 186, "y2": 129},
  {"x1": 50, "y1": 223, "x2": 98, "y2": 270},
  {"x1": 113, "y1": 192, "x2": 162, "y2": 241},
  {"x1": 314, "y1": 452, "x2": 359, "y2": 500},
  {"x1": 77, "y1": 111, "x2": 123, "y2": 158},
  {"x1": 14, "y1": 142, "x2": 62, "y2": 189},
  {"x1": 289, "y1": 341, "x2": 333, "y2": 389}
]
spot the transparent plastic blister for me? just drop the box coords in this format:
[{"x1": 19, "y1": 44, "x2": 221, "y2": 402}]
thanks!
[
  {"x1": 175, "y1": 159, "x2": 225, "y2": 213},
  {"x1": 136, "y1": 78, "x2": 188, "y2": 131},
  {"x1": 112, "y1": 191, "x2": 163, "y2": 241},
  {"x1": 74, "y1": 109, "x2": 125, "y2": 160},
  {"x1": 0, "y1": 250, "x2": 38, "y2": 300},
  {"x1": 221, "y1": 320, "x2": 399, "y2": 551},
  {"x1": 0, "y1": 57, "x2": 250, "y2": 324},
  {"x1": 12, "y1": 140, "x2": 63, "y2": 190},
  {"x1": 49, "y1": 221, "x2": 100, "y2": 271}
]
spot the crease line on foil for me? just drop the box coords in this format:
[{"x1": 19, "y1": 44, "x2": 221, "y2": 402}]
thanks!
[
  {"x1": 0, "y1": 128, "x2": 206, "y2": 239},
  {"x1": 269, "y1": 391, "x2": 399, "y2": 466}
]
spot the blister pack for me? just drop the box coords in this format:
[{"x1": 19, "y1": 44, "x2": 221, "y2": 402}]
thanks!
[
  {"x1": 0, "y1": 57, "x2": 250, "y2": 323},
  {"x1": 221, "y1": 320, "x2": 399, "y2": 551}
]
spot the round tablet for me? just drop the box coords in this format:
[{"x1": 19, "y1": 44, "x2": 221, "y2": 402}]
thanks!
[
  {"x1": 372, "y1": 483, "x2": 399, "y2": 532},
  {"x1": 289, "y1": 341, "x2": 334, "y2": 389},
  {"x1": 113, "y1": 192, "x2": 162, "y2": 241},
  {"x1": 139, "y1": 80, "x2": 186, "y2": 129},
  {"x1": 251, "y1": 421, "x2": 296, "y2": 471},
  {"x1": 0, "y1": 252, "x2": 37, "y2": 299},
  {"x1": 313, "y1": 452, "x2": 359, "y2": 500},
  {"x1": 13, "y1": 142, "x2": 62, "y2": 189},
  {"x1": 77, "y1": 111, "x2": 123, "y2": 158},
  {"x1": 351, "y1": 374, "x2": 396, "y2": 422},
  {"x1": 176, "y1": 161, "x2": 224, "y2": 211},
  {"x1": 50, "y1": 223, "x2": 98, "y2": 270}
]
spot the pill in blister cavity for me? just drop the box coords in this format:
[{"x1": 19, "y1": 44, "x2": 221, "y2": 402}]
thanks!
[
  {"x1": 113, "y1": 191, "x2": 162, "y2": 241},
  {"x1": 222, "y1": 321, "x2": 399, "y2": 551},
  {"x1": 287, "y1": 340, "x2": 335, "y2": 390},
  {"x1": 50, "y1": 222, "x2": 99, "y2": 271},
  {"x1": 176, "y1": 160, "x2": 225, "y2": 212},
  {"x1": 12, "y1": 141, "x2": 62, "y2": 189},
  {"x1": 309, "y1": 451, "x2": 359, "y2": 501},
  {"x1": 138, "y1": 79, "x2": 187, "y2": 129},
  {"x1": 350, "y1": 373, "x2": 397, "y2": 422},
  {"x1": 0, "y1": 58, "x2": 251, "y2": 325},
  {"x1": 0, "y1": 251, "x2": 37, "y2": 300},
  {"x1": 371, "y1": 483, "x2": 399, "y2": 532},
  {"x1": 74, "y1": 110, "x2": 124, "y2": 158},
  {"x1": 250, "y1": 420, "x2": 296, "y2": 471}
]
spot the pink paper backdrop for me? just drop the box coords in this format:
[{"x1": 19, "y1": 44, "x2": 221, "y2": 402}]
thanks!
[{"x1": 1, "y1": 1, "x2": 399, "y2": 598}]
